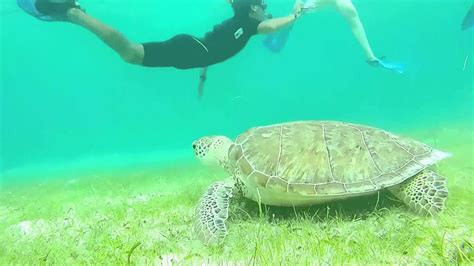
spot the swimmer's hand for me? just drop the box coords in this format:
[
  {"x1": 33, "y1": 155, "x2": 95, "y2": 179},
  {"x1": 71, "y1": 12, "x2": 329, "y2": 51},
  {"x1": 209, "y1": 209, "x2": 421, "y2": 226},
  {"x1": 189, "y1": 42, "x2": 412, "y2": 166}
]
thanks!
[
  {"x1": 257, "y1": 0, "x2": 307, "y2": 33},
  {"x1": 292, "y1": 0, "x2": 303, "y2": 18},
  {"x1": 293, "y1": 0, "x2": 318, "y2": 18}
]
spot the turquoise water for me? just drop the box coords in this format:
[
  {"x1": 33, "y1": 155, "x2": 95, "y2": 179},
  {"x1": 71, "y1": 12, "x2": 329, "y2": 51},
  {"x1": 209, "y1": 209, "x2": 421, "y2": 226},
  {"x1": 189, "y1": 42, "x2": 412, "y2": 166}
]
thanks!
[{"x1": 0, "y1": 0, "x2": 472, "y2": 173}]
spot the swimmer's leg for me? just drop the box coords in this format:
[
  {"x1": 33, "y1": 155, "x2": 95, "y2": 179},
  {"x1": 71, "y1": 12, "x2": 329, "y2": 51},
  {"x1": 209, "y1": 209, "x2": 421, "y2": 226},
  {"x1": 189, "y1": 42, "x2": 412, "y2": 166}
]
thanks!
[
  {"x1": 334, "y1": 0, "x2": 377, "y2": 61},
  {"x1": 18, "y1": 0, "x2": 144, "y2": 65},
  {"x1": 20, "y1": 3, "x2": 207, "y2": 69},
  {"x1": 66, "y1": 8, "x2": 144, "y2": 65}
]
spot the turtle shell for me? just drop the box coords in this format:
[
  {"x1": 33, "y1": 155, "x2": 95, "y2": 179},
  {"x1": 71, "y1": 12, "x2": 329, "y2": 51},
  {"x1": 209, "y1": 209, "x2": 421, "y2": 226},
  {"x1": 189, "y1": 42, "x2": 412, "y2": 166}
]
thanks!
[{"x1": 227, "y1": 121, "x2": 450, "y2": 203}]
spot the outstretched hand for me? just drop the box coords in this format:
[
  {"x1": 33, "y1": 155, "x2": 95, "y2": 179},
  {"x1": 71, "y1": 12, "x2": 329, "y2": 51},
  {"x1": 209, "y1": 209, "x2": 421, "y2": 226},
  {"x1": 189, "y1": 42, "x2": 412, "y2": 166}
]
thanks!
[{"x1": 292, "y1": 0, "x2": 303, "y2": 17}]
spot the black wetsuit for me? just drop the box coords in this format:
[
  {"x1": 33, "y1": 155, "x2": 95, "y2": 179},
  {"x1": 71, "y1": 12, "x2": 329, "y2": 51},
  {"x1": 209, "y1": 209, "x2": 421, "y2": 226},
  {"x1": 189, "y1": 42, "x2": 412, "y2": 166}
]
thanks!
[{"x1": 141, "y1": 16, "x2": 261, "y2": 69}]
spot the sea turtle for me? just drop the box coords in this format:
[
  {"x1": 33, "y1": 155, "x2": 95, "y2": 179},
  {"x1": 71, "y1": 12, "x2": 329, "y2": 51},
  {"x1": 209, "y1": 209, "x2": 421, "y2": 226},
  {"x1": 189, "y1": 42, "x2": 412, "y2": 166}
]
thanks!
[{"x1": 191, "y1": 121, "x2": 450, "y2": 244}]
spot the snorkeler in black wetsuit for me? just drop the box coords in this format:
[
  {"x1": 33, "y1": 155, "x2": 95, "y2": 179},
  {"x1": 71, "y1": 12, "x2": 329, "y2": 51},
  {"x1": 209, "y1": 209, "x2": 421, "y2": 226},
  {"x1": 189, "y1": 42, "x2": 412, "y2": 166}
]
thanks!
[{"x1": 18, "y1": 0, "x2": 316, "y2": 69}]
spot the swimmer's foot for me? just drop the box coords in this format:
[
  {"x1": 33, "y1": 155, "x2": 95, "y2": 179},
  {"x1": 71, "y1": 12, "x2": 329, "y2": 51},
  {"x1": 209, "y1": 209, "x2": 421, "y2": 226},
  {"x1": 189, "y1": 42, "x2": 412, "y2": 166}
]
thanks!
[
  {"x1": 17, "y1": 0, "x2": 83, "y2": 22},
  {"x1": 367, "y1": 56, "x2": 405, "y2": 74}
]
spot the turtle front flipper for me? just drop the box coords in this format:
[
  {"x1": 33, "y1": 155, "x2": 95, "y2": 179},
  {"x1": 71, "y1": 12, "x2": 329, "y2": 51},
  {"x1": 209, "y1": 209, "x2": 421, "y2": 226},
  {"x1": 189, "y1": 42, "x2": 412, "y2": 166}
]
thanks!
[
  {"x1": 387, "y1": 169, "x2": 448, "y2": 216},
  {"x1": 194, "y1": 180, "x2": 235, "y2": 245}
]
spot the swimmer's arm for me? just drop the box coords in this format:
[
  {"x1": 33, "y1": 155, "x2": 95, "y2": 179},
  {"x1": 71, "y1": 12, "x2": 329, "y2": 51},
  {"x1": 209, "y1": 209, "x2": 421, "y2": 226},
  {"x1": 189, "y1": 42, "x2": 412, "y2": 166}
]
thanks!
[
  {"x1": 257, "y1": 15, "x2": 297, "y2": 34},
  {"x1": 258, "y1": 0, "x2": 304, "y2": 34}
]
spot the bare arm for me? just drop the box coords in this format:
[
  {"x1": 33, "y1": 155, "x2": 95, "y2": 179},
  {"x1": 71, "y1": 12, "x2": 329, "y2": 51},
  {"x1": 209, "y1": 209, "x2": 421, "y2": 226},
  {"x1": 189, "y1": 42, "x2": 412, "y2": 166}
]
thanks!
[
  {"x1": 257, "y1": 14, "x2": 297, "y2": 34},
  {"x1": 256, "y1": 0, "x2": 313, "y2": 35}
]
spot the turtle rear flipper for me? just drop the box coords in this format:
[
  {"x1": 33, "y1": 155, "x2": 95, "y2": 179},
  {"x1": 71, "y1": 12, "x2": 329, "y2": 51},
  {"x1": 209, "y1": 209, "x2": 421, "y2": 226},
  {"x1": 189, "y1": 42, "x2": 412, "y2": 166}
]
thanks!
[
  {"x1": 194, "y1": 180, "x2": 235, "y2": 245},
  {"x1": 388, "y1": 169, "x2": 448, "y2": 216}
]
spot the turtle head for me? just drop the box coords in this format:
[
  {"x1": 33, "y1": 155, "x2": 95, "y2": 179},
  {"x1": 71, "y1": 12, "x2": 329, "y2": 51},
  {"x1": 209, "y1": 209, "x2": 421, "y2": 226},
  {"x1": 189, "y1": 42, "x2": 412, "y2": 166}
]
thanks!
[{"x1": 192, "y1": 136, "x2": 233, "y2": 171}]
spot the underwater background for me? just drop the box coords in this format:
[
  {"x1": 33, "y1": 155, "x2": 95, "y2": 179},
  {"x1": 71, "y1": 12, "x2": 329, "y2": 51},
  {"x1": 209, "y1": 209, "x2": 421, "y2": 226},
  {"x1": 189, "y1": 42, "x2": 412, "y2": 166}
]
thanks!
[
  {"x1": 1, "y1": 0, "x2": 472, "y2": 173},
  {"x1": 0, "y1": 0, "x2": 473, "y2": 264}
]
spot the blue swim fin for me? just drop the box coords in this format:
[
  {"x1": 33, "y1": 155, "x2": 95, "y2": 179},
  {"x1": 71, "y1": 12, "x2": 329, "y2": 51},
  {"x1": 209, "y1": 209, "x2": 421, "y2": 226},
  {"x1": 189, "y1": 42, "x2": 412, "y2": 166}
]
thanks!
[
  {"x1": 368, "y1": 57, "x2": 405, "y2": 74},
  {"x1": 263, "y1": 24, "x2": 294, "y2": 53}
]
